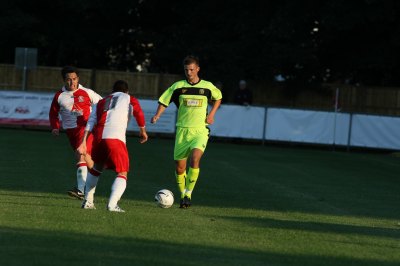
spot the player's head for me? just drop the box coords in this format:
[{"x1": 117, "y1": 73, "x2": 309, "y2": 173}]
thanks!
[
  {"x1": 61, "y1": 66, "x2": 79, "y2": 80},
  {"x1": 112, "y1": 80, "x2": 129, "y2": 93},
  {"x1": 183, "y1": 55, "x2": 200, "y2": 83},
  {"x1": 183, "y1": 55, "x2": 200, "y2": 67},
  {"x1": 61, "y1": 66, "x2": 79, "y2": 91}
]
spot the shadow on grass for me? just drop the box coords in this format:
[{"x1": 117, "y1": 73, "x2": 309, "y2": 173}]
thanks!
[
  {"x1": 0, "y1": 226, "x2": 398, "y2": 266},
  {"x1": 217, "y1": 215, "x2": 400, "y2": 242}
]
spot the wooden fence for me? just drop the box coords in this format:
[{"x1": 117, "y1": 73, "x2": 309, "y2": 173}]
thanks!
[
  {"x1": 0, "y1": 64, "x2": 181, "y2": 99},
  {"x1": 1, "y1": 63, "x2": 400, "y2": 116},
  {"x1": 243, "y1": 80, "x2": 400, "y2": 116}
]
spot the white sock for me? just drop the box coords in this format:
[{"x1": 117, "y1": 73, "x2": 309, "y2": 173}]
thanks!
[
  {"x1": 76, "y1": 164, "x2": 88, "y2": 193},
  {"x1": 85, "y1": 172, "x2": 100, "y2": 203},
  {"x1": 108, "y1": 176, "x2": 127, "y2": 209}
]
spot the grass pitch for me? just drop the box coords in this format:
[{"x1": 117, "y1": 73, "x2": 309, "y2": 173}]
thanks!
[{"x1": 0, "y1": 128, "x2": 399, "y2": 266}]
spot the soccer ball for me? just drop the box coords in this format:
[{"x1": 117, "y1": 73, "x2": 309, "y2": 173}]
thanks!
[{"x1": 155, "y1": 189, "x2": 174, "y2": 208}]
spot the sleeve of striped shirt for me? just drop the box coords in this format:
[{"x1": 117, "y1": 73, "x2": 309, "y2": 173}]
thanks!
[{"x1": 130, "y1": 96, "x2": 146, "y2": 128}]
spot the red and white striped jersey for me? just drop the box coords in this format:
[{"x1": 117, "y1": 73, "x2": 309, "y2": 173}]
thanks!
[
  {"x1": 49, "y1": 85, "x2": 102, "y2": 129},
  {"x1": 86, "y1": 92, "x2": 145, "y2": 143}
]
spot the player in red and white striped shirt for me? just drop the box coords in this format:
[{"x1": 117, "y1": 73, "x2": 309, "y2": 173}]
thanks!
[
  {"x1": 76, "y1": 80, "x2": 148, "y2": 212},
  {"x1": 49, "y1": 66, "x2": 102, "y2": 199}
]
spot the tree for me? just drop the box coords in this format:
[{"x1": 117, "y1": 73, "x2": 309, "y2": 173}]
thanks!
[{"x1": 1, "y1": 0, "x2": 400, "y2": 87}]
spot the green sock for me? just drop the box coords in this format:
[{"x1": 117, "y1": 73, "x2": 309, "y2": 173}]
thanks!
[
  {"x1": 185, "y1": 167, "x2": 200, "y2": 199},
  {"x1": 175, "y1": 171, "x2": 186, "y2": 198}
]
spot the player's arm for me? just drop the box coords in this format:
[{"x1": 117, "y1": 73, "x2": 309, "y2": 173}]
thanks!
[
  {"x1": 206, "y1": 99, "x2": 221, "y2": 125},
  {"x1": 152, "y1": 84, "x2": 174, "y2": 124},
  {"x1": 206, "y1": 84, "x2": 223, "y2": 124},
  {"x1": 49, "y1": 92, "x2": 61, "y2": 136},
  {"x1": 130, "y1": 96, "x2": 148, "y2": 144},
  {"x1": 76, "y1": 104, "x2": 98, "y2": 155},
  {"x1": 89, "y1": 89, "x2": 103, "y2": 104},
  {"x1": 138, "y1": 127, "x2": 148, "y2": 144},
  {"x1": 151, "y1": 104, "x2": 167, "y2": 124}
]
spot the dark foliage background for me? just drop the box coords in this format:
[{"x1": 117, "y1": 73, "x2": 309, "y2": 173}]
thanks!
[{"x1": 1, "y1": 0, "x2": 400, "y2": 90}]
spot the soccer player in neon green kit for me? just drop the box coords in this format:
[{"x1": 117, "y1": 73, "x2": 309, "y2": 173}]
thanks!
[{"x1": 151, "y1": 55, "x2": 222, "y2": 208}]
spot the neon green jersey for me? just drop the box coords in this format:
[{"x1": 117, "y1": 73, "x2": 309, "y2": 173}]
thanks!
[{"x1": 158, "y1": 79, "x2": 222, "y2": 128}]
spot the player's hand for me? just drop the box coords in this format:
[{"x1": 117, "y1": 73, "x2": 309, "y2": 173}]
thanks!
[
  {"x1": 51, "y1": 129, "x2": 60, "y2": 136},
  {"x1": 206, "y1": 115, "x2": 215, "y2": 125},
  {"x1": 76, "y1": 143, "x2": 87, "y2": 156},
  {"x1": 139, "y1": 130, "x2": 148, "y2": 144},
  {"x1": 151, "y1": 116, "x2": 159, "y2": 124}
]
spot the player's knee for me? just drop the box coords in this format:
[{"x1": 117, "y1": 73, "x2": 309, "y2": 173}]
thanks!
[
  {"x1": 118, "y1": 171, "x2": 127, "y2": 176},
  {"x1": 190, "y1": 152, "x2": 203, "y2": 166},
  {"x1": 190, "y1": 161, "x2": 201, "y2": 168},
  {"x1": 175, "y1": 165, "x2": 186, "y2": 174}
]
